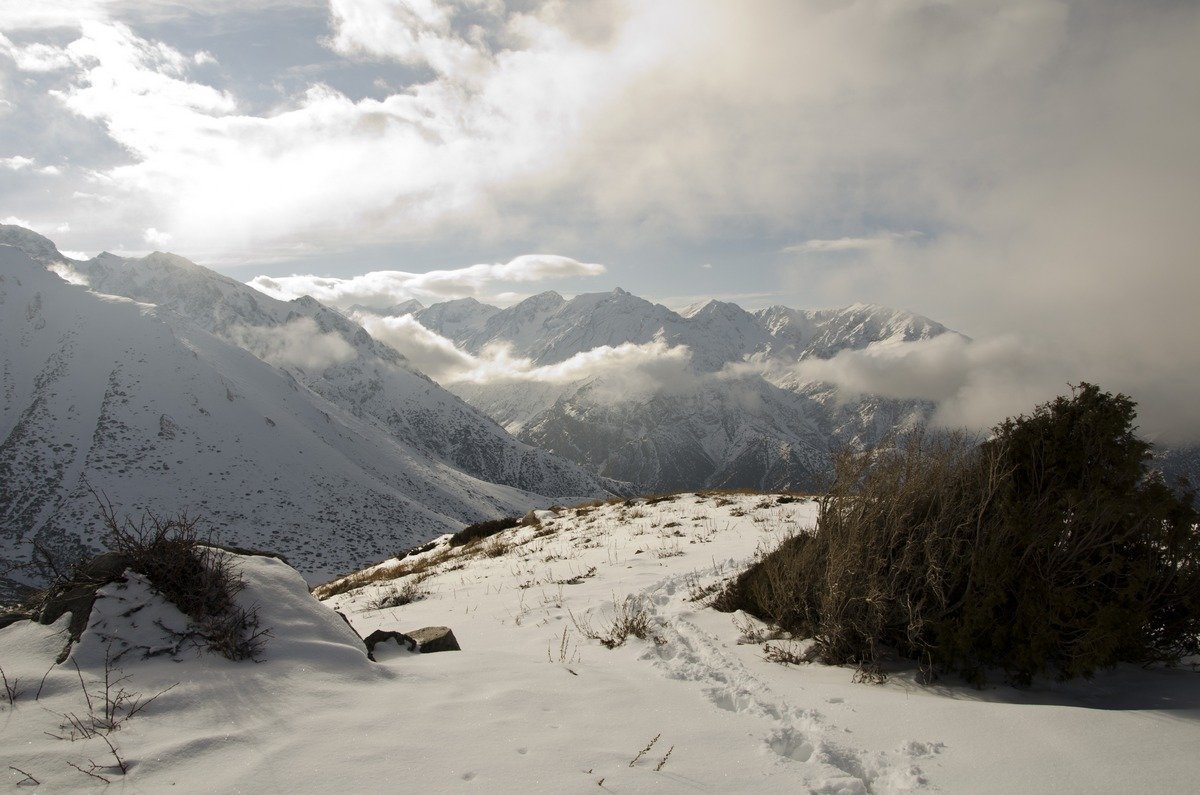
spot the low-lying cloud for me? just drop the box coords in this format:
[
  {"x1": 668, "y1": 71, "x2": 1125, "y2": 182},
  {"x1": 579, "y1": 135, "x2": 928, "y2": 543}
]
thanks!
[
  {"x1": 786, "y1": 335, "x2": 1073, "y2": 434},
  {"x1": 229, "y1": 316, "x2": 356, "y2": 372},
  {"x1": 355, "y1": 310, "x2": 693, "y2": 399},
  {"x1": 248, "y1": 255, "x2": 604, "y2": 309}
]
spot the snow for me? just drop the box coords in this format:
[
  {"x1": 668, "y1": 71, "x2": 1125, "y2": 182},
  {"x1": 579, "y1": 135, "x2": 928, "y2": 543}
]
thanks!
[{"x1": 5, "y1": 493, "x2": 1199, "y2": 792}]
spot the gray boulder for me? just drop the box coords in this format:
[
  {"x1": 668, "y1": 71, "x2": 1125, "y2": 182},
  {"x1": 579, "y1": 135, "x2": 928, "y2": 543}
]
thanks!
[
  {"x1": 363, "y1": 629, "x2": 417, "y2": 660},
  {"x1": 409, "y1": 626, "x2": 461, "y2": 653}
]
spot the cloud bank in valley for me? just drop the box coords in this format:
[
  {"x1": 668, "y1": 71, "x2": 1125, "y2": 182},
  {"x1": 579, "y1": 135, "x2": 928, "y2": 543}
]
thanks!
[
  {"x1": 355, "y1": 310, "x2": 694, "y2": 400},
  {"x1": 248, "y1": 255, "x2": 604, "y2": 308},
  {"x1": 782, "y1": 335, "x2": 1075, "y2": 435},
  {"x1": 229, "y1": 316, "x2": 356, "y2": 371}
]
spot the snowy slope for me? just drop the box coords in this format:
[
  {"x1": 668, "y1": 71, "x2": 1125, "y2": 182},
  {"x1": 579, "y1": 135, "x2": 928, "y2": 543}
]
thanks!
[
  {"x1": 754, "y1": 302, "x2": 952, "y2": 360},
  {"x1": 511, "y1": 378, "x2": 833, "y2": 493},
  {"x1": 0, "y1": 245, "x2": 603, "y2": 585},
  {"x1": 0, "y1": 225, "x2": 612, "y2": 504},
  {"x1": 412, "y1": 296, "x2": 500, "y2": 338},
  {"x1": 5, "y1": 494, "x2": 1199, "y2": 793}
]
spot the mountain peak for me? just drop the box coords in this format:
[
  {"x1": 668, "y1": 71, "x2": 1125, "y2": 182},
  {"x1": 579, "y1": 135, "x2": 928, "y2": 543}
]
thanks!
[{"x1": 0, "y1": 224, "x2": 65, "y2": 265}]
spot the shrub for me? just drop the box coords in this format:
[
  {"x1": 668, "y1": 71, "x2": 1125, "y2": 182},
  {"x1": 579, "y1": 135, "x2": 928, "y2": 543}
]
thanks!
[
  {"x1": 99, "y1": 504, "x2": 266, "y2": 661},
  {"x1": 570, "y1": 595, "x2": 655, "y2": 648},
  {"x1": 721, "y1": 384, "x2": 1200, "y2": 684},
  {"x1": 449, "y1": 516, "x2": 521, "y2": 547}
]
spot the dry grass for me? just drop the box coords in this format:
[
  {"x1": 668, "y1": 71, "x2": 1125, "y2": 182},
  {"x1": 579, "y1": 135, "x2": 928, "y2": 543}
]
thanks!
[
  {"x1": 365, "y1": 579, "x2": 427, "y2": 610},
  {"x1": 313, "y1": 547, "x2": 455, "y2": 599},
  {"x1": 570, "y1": 595, "x2": 656, "y2": 649}
]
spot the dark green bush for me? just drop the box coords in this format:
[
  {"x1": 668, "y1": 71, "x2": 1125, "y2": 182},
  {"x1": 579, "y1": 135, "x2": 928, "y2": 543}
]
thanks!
[
  {"x1": 449, "y1": 516, "x2": 521, "y2": 547},
  {"x1": 721, "y1": 384, "x2": 1200, "y2": 684}
]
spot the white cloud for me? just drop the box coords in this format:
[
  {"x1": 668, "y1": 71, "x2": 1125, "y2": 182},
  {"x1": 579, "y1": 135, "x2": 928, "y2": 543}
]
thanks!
[
  {"x1": 0, "y1": 37, "x2": 75, "y2": 72},
  {"x1": 0, "y1": 156, "x2": 61, "y2": 176},
  {"x1": 247, "y1": 254, "x2": 604, "y2": 307},
  {"x1": 229, "y1": 316, "x2": 357, "y2": 372},
  {"x1": 326, "y1": 0, "x2": 490, "y2": 78},
  {"x1": 355, "y1": 309, "x2": 694, "y2": 399},
  {"x1": 782, "y1": 232, "x2": 922, "y2": 255},
  {"x1": 785, "y1": 335, "x2": 1069, "y2": 432},
  {"x1": 1, "y1": 215, "x2": 32, "y2": 226},
  {"x1": 143, "y1": 227, "x2": 171, "y2": 246},
  {"x1": 0, "y1": 2, "x2": 110, "y2": 29},
  {"x1": 47, "y1": 260, "x2": 90, "y2": 285},
  {"x1": 3, "y1": 2, "x2": 674, "y2": 260}
]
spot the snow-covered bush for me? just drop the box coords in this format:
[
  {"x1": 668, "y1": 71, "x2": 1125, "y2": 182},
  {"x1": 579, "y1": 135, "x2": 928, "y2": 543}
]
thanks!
[
  {"x1": 721, "y1": 384, "x2": 1200, "y2": 685},
  {"x1": 100, "y1": 505, "x2": 266, "y2": 660}
]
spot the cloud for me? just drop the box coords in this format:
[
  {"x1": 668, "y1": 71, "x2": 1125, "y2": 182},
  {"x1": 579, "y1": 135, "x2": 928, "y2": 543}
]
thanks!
[
  {"x1": 326, "y1": 0, "x2": 490, "y2": 78},
  {"x1": 353, "y1": 312, "x2": 476, "y2": 380},
  {"x1": 0, "y1": 155, "x2": 34, "y2": 170},
  {"x1": 247, "y1": 254, "x2": 604, "y2": 307},
  {"x1": 47, "y1": 260, "x2": 90, "y2": 285},
  {"x1": 143, "y1": 227, "x2": 171, "y2": 246},
  {"x1": 783, "y1": 335, "x2": 1070, "y2": 433},
  {"x1": 355, "y1": 309, "x2": 694, "y2": 398},
  {"x1": 782, "y1": 232, "x2": 922, "y2": 255},
  {"x1": 0, "y1": 1, "x2": 673, "y2": 260},
  {"x1": 0, "y1": 35, "x2": 75, "y2": 72},
  {"x1": 228, "y1": 316, "x2": 356, "y2": 371}
]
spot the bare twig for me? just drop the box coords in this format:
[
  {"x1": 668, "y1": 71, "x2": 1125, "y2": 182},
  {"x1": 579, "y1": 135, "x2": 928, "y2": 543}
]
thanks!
[
  {"x1": 8, "y1": 766, "x2": 39, "y2": 786},
  {"x1": 66, "y1": 761, "x2": 110, "y2": 783},
  {"x1": 629, "y1": 733, "x2": 660, "y2": 767},
  {"x1": 0, "y1": 664, "x2": 22, "y2": 705}
]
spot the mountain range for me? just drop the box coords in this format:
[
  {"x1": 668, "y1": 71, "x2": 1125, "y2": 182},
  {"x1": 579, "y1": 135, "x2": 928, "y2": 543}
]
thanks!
[
  {"x1": 0, "y1": 226, "x2": 614, "y2": 592},
  {"x1": 370, "y1": 288, "x2": 951, "y2": 493}
]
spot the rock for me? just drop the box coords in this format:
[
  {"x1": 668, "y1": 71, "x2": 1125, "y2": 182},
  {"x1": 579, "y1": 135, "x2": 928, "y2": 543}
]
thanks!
[
  {"x1": 0, "y1": 611, "x2": 33, "y2": 630},
  {"x1": 408, "y1": 626, "x2": 460, "y2": 653},
  {"x1": 40, "y1": 585, "x2": 103, "y2": 639},
  {"x1": 210, "y1": 544, "x2": 290, "y2": 565},
  {"x1": 363, "y1": 629, "x2": 417, "y2": 660},
  {"x1": 80, "y1": 551, "x2": 132, "y2": 582},
  {"x1": 37, "y1": 551, "x2": 132, "y2": 641}
]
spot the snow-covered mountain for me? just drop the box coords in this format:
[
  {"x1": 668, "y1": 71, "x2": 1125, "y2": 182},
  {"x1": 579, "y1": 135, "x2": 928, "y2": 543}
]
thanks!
[
  {"x1": 421, "y1": 287, "x2": 951, "y2": 370},
  {"x1": 0, "y1": 229, "x2": 615, "y2": 588},
  {"x1": 414, "y1": 288, "x2": 946, "y2": 492},
  {"x1": 2, "y1": 226, "x2": 610, "y2": 501}
]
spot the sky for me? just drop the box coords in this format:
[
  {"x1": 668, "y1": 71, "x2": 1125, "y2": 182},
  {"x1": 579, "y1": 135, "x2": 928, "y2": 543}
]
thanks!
[{"x1": 2, "y1": 0, "x2": 1199, "y2": 441}]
